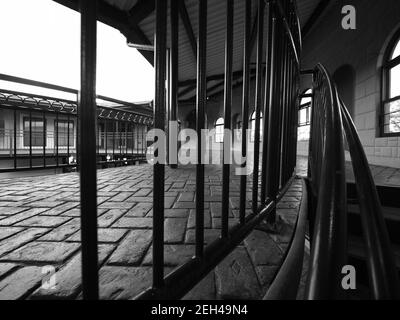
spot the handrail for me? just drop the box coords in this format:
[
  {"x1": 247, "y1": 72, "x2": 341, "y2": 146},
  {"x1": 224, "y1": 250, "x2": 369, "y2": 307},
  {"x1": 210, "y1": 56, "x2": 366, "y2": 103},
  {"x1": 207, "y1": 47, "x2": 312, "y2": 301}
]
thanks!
[
  {"x1": 339, "y1": 97, "x2": 400, "y2": 299},
  {"x1": 263, "y1": 178, "x2": 308, "y2": 300},
  {"x1": 304, "y1": 63, "x2": 347, "y2": 299}
]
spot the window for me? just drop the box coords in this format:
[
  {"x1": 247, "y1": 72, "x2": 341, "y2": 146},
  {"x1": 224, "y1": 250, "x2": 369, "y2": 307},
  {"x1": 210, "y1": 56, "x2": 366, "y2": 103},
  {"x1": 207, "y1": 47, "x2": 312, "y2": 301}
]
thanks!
[
  {"x1": 215, "y1": 117, "x2": 224, "y2": 143},
  {"x1": 298, "y1": 89, "x2": 312, "y2": 141},
  {"x1": 382, "y1": 33, "x2": 400, "y2": 135},
  {"x1": 55, "y1": 120, "x2": 74, "y2": 147},
  {"x1": 23, "y1": 117, "x2": 46, "y2": 147},
  {"x1": 250, "y1": 111, "x2": 263, "y2": 142},
  {"x1": 0, "y1": 111, "x2": 4, "y2": 147}
]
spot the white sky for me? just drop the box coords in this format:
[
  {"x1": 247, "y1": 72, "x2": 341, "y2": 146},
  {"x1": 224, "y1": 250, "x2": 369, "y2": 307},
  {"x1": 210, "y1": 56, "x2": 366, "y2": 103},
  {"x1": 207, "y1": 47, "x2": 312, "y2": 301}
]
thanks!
[{"x1": 0, "y1": 0, "x2": 154, "y2": 102}]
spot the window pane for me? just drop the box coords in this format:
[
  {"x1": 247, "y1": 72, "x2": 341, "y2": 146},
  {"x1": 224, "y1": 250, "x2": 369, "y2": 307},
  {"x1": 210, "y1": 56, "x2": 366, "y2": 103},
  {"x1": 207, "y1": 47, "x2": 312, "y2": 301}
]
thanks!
[
  {"x1": 384, "y1": 99, "x2": 400, "y2": 133},
  {"x1": 24, "y1": 117, "x2": 45, "y2": 147},
  {"x1": 390, "y1": 64, "x2": 400, "y2": 98},
  {"x1": 391, "y1": 39, "x2": 400, "y2": 60}
]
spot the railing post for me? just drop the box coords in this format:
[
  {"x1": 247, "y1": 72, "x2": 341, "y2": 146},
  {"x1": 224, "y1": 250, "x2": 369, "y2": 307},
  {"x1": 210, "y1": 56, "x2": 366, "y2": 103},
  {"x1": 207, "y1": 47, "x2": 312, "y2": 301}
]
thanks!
[
  {"x1": 195, "y1": 0, "x2": 207, "y2": 258},
  {"x1": 221, "y1": 0, "x2": 234, "y2": 238},
  {"x1": 252, "y1": 0, "x2": 265, "y2": 214},
  {"x1": 153, "y1": 0, "x2": 167, "y2": 289},
  {"x1": 239, "y1": 0, "x2": 252, "y2": 224},
  {"x1": 79, "y1": 0, "x2": 99, "y2": 300}
]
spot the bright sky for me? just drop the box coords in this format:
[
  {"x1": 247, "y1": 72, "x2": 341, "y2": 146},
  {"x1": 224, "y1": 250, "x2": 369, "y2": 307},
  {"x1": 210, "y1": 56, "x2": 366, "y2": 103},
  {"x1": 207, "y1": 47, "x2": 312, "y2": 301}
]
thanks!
[{"x1": 0, "y1": 0, "x2": 154, "y2": 102}]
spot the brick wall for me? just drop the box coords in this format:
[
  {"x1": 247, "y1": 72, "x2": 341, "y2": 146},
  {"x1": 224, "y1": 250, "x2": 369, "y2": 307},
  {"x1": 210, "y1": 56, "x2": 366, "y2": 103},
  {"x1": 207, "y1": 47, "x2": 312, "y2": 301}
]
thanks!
[{"x1": 300, "y1": 0, "x2": 400, "y2": 168}]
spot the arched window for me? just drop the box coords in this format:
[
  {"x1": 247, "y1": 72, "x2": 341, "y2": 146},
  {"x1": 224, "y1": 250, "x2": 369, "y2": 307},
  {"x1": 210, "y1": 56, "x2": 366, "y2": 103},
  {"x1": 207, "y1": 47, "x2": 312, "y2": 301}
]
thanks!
[
  {"x1": 215, "y1": 117, "x2": 224, "y2": 143},
  {"x1": 250, "y1": 111, "x2": 263, "y2": 142},
  {"x1": 298, "y1": 89, "x2": 312, "y2": 141},
  {"x1": 383, "y1": 33, "x2": 400, "y2": 135}
]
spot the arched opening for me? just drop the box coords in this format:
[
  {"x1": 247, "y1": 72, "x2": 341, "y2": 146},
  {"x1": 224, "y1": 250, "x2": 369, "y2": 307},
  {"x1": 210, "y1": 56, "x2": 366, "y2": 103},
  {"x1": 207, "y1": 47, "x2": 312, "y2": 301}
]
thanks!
[
  {"x1": 298, "y1": 89, "x2": 312, "y2": 141},
  {"x1": 250, "y1": 111, "x2": 263, "y2": 142},
  {"x1": 333, "y1": 64, "x2": 356, "y2": 119},
  {"x1": 215, "y1": 117, "x2": 224, "y2": 143}
]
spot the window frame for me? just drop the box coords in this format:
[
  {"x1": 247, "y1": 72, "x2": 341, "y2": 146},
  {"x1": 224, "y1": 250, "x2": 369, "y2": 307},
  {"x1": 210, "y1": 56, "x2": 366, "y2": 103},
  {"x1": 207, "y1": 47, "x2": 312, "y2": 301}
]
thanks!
[
  {"x1": 250, "y1": 110, "x2": 263, "y2": 143},
  {"x1": 23, "y1": 116, "x2": 47, "y2": 148},
  {"x1": 54, "y1": 119, "x2": 74, "y2": 148},
  {"x1": 215, "y1": 117, "x2": 224, "y2": 143},
  {"x1": 381, "y1": 28, "x2": 400, "y2": 137}
]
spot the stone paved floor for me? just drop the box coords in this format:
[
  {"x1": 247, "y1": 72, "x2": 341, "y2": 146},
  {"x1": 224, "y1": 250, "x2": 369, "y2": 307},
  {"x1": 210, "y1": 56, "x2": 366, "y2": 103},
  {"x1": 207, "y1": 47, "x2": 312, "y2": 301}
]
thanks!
[
  {"x1": 296, "y1": 156, "x2": 400, "y2": 186},
  {"x1": 0, "y1": 164, "x2": 303, "y2": 300}
]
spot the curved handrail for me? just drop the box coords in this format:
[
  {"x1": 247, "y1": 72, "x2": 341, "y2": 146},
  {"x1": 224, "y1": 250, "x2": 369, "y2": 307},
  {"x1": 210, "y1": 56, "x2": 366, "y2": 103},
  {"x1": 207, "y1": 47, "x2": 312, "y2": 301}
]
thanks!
[
  {"x1": 304, "y1": 64, "x2": 348, "y2": 299},
  {"x1": 263, "y1": 178, "x2": 308, "y2": 300},
  {"x1": 339, "y1": 96, "x2": 400, "y2": 299}
]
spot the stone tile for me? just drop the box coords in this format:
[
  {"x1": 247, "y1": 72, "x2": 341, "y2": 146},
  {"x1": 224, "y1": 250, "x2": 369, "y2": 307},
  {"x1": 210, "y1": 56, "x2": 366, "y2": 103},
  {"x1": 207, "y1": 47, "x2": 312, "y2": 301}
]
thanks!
[
  {"x1": 187, "y1": 210, "x2": 212, "y2": 229},
  {"x1": 0, "y1": 208, "x2": 49, "y2": 226},
  {"x1": 38, "y1": 218, "x2": 80, "y2": 241},
  {"x1": 184, "y1": 229, "x2": 220, "y2": 245},
  {"x1": 0, "y1": 207, "x2": 27, "y2": 216},
  {"x1": 0, "y1": 228, "x2": 49, "y2": 256},
  {"x1": 0, "y1": 263, "x2": 19, "y2": 279},
  {"x1": 244, "y1": 230, "x2": 283, "y2": 266},
  {"x1": 15, "y1": 216, "x2": 71, "y2": 228},
  {"x1": 143, "y1": 245, "x2": 195, "y2": 266},
  {"x1": 30, "y1": 244, "x2": 114, "y2": 299},
  {"x1": 215, "y1": 247, "x2": 262, "y2": 300},
  {"x1": 177, "y1": 192, "x2": 194, "y2": 202},
  {"x1": 0, "y1": 227, "x2": 24, "y2": 241},
  {"x1": 183, "y1": 272, "x2": 216, "y2": 300},
  {"x1": 0, "y1": 266, "x2": 43, "y2": 299},
  {"x1": 98, "y1": 209, "x2": 126, "y2": 228},
  {"x1": 108, "y1": 230, "x2": 152, "y2": 265},
  {"x1": 67, "y1": 228, "x2": 127, "y2": 243},
  {"x1": 125, "y1": 203, "x2": 152, "y2": 217},
  {"x1": 1, "y1": 242, "x2": 80, "y2": 264},
  {"x1": 99, "y1": 266, "x2": 152, "y2": 300},
  {"x1": 111, "y1": 217, "x2": 152, "y2": 229},
  {"x1": 165, "y1": 218, "x2": 187, "y2": 243}
]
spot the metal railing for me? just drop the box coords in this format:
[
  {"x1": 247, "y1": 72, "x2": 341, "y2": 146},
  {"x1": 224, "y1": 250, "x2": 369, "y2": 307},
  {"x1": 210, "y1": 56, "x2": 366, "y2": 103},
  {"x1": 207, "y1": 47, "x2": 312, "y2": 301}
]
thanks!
[
  {"x1": 264, "y1": 63, "x2": 400, "y2": 299},
  {"x1": 0, "y1": 74, "x2": 152, "y2": 172}
]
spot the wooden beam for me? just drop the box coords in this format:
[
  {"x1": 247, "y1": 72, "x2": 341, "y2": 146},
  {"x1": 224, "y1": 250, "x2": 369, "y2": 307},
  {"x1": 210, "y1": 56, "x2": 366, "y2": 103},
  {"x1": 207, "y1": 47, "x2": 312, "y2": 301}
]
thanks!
[
  {"x1": 302, "y1": 0, "x2": 331, "y2": 37},
  {"x1": 128, "y1": 0, "x2": 155, "y2": 23},
  {"x1": 179, "y1": 0, "x2": 197, "y2": 59}
]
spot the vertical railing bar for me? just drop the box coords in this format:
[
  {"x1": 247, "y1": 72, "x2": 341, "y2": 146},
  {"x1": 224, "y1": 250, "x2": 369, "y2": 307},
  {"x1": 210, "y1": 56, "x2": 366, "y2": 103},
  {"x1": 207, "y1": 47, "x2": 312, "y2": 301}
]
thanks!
[
  {"x1": 252, "y1": 0, "x2": 265, "y2": 213},
  {"x1": 261, "y1": 0, "x2": 274, "y2": 204},
  {"x1": 221, "y1": 0, "x2": 234, "y2": 238},
  {"x1": 43, "y1": 111, "x2": 46, "y2": 168},
  {"x1": 195, "y1": 0, "x2": 207, "y2": 258},
  {"x1": 13, "y1": 109, "x2": 17, "y2": 170},
  {"x1": 105, "y1": 119, "x2": 108, "y2": 161},
  {"x1": 239, "y1": 0, "x2": 251, "y2": 224},
  {"x1": 67, "y1": 114, "x2": 70, "y2": 166},
  {"x1": 79, "y1": 0, "x2": 99, "y2": 300},
  {"x1": 266, "y1": 6, "x2": 281, "y2": 224},
  {"x1": 112, "y1": 121, "x2": 115, "y2": 162},
  {"x1": 56, "y1": 111, "x2": 59, "y2": 167},
  {"x1": 153, "y1": 0, "x2": 167, "y2": 288},
  {"x1": 170, "y1": 0, "x2": 179, "y2": 169},
  {"x1": 29, "y1": 110, "x2": 32, "y2": 168}
]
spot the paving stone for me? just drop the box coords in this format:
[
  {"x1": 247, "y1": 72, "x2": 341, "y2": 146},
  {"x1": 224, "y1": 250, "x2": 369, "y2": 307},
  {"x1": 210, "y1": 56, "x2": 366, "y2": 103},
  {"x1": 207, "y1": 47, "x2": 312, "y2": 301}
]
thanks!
[
  {"x1": 187, "y1": 209, "x2": 211, "y2": 229},
  {"x1": 177, "y1": 192, "x2": 194, "y2": 202},
  {"x1": 184, "y1": 229, "x2": 220, "y2": 245},
  {"x1": 67, "y1": 228, "x2": 127, "y2": 243},
  {"x1": 111, "y1": 217, "x2": 152, "y2": 229},
  {"x1": 0, "y1": 266, "x2": 43, "y2": 299},
  {"x1": 165, "y1": 218, "x2": 187, "y2": 243},
  {"x1": 244, "y1": 230, "x2": 283, "y2": 266},
  {"x1": 183, "y1": 272, "x2": 216, "y2": 300},
  {"x1": 98, "y1": 202, "x2": 134, "y2": 210},
  {"x1": 1, "y1": 242, "x2": 80, "y2": 264},
  {"x1": 39, "y1": 219, "x2": 80, "y2": 241},
  {"x1": 0, "y1": 207, "x2": 27, "y2": 216},
  {"x1": 211, "y1": 218, "x2": 239, "y2": 229},
  {"x1": 255, "y1": 265, "x2": 279, "y2": 287},
  {"x1": 99, "y1": 266, "x2": 152, "y2": 299},
  {"x1": 109, "y1": 192, "x2": 134, "y2": 202},
  {"x1": 0, "y1": 228, "x2": 49, "y2": 257},
  {"x1": 215, "y1": 247, "x2": 262, "y2": 300},
  {"x1": 15, "y1": 216, "x2": 71, "y2": 228},
  {"x1": 30, "y1": 244, "x2": 114, "y2": 299},
  {"x1": 133, "y1": 188, "x2": 152, "y2": 197},
  {"x1": 143, "y1": 245, "x2": 195, "y2": 266},
  {"x1": 43, "y1": 202, "x2": 79, "y2": 216},
  {"x1": 108, "y1": 230, "x2": 152, "y2": 265},
  {"x1": 125, "y1": 203, "x2": 152, "y2": 217},
  {"x1": 0, "y1": 263, "x2": 19, "y2": 279},
  {"x1": 98, "y1": 209, "x2": 126, "y2": 228},
  {"x1": 0, "y1": 208, "x2": 49, "y2": 226},
  {"x1": 0, "y1": 227, "x2": 24, "y2": 241}
]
